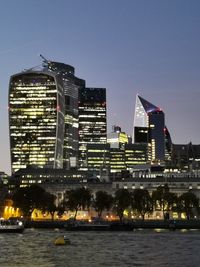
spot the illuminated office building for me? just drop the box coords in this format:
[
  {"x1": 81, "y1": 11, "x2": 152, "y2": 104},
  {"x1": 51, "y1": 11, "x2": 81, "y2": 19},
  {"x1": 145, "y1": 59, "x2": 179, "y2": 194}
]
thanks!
[
  {"x1": 9, "y1": 71, "x2": 65, "y2": 173},
  {"x1": 125, "y1": 143, "x2": 148, "y2": 170},
  {"x1": 87, "y1": 142, "x2": 148, "y2": 174},
  {"x1": 87, "y1": 143, "x2": 110, "y2": 174},
  {"x1": 86, "y1": 143, "x2": 126, "y2": 174},
  {"x1": 107, "y1": 125, "x2": 129, "y2": 149},
  {"x1": 133, "y1": 95, "x2": 172, "y2": 164},
  {"x1": 107, "y1": 126, "x2": 148, "y2": 173},
  {"x1": 9, "y1": 56, "x2": 86, "y2": 173},
  {"x1": 148, "y1": 110, "x2": 165, "y2": 161},
  {"x1": 45, "y1": 60, "x2": 85, "y2": 169},
  {"x1": 79, "y1": 88, "x2": 107, "y2": 169},
  {"x1": 107, "y1": 126, "x2": 127, "y2": 173},
  {"x1": 86, "y1": 125, "x2": 148, "y2": 174},
  {"x1": 109, "y1": 147, "x2": 126, "y2": 173}
]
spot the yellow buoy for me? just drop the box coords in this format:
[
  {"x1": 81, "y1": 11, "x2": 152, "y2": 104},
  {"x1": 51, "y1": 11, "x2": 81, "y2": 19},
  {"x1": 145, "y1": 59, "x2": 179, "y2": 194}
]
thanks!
[{"x1": 54, "y1": 236, "x2": 66, "y2": 246}]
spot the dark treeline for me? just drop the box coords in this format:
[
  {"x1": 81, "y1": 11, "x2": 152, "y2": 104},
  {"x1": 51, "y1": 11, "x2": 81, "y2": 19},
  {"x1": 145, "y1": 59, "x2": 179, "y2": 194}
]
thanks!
[{"x1": 5, "y1": 184, "x2": 199, "y2": 222}]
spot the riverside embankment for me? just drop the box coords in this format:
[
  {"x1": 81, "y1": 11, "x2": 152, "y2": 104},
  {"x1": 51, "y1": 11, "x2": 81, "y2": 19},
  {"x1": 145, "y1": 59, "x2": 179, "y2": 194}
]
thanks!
[{"x1": 24, "y1": 219, "x2": 200, "y2": 230}]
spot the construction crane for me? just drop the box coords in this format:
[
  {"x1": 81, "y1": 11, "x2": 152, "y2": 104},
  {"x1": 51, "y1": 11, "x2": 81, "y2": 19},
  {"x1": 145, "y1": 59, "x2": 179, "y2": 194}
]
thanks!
[
  {"x1": 39, "y1": 54, "x2": 51, "y2": 67},
  {"x1": 23, "y1": 54, "x2": 50, "y2": 72}
]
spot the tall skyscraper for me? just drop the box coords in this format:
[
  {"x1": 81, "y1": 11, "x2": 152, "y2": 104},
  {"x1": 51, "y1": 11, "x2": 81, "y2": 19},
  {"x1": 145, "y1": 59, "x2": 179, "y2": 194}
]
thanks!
[
  {"x1": 133, "y1": 94, "x2": 172, "y2": 164},
  {"x1": 44, "y1": 60, "x2": 85, "y2": 169},
  {"x1": 9, "y1": 71, "x2": 65, "y2": 173},
  {"x1": 78, "y1": 87, "x2": 107, "y2": 169},
  {"x1": 9, "y1": 57, "x2": 86, "y2": 173}
]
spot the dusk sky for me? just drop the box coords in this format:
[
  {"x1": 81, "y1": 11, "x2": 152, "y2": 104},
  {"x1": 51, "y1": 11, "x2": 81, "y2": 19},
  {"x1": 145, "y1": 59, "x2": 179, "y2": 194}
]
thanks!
[{"x1": 1, "y1": 0, "x2": 200, "y2": 175}]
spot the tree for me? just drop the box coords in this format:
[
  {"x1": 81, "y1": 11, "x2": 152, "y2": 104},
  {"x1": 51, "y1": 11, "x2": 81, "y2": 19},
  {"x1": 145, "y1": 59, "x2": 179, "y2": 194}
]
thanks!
[
  {"x1": 42, "y1": 192, "x2": 57, "y2": 220},
  {"x1": 114, "y1": 189, "x2": 131, "y2": 223},
  {"x1": 64, "y1": 187, "x2": 91, "y2": 220},
  {"x1": 152, "y1": 184, "x2": 172, "y2": 218},
  {"x1": 12, "y1": 185, "x2": 48, "y2": 219},
  {"x1": 163, "y1": 191, "x2": 177, "y2": 217},
  {"x1": 131, "y1": 189, "x2": 153, "y2": 220},
  {"x1": 179, "y1": 192, "x2": 199, "y2": 220},
  {"x1": 93, "y1": 191, "x2": 113, "y2": 218},
  {"x1": 57, "y1": 201, "x2": 66, "y2": 218}
]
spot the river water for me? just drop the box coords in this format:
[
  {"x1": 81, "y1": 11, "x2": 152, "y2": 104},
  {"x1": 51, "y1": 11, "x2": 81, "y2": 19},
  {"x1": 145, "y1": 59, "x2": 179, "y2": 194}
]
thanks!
[{"x1": 0, "y1": 228, "x2": 200, "y2": 267}]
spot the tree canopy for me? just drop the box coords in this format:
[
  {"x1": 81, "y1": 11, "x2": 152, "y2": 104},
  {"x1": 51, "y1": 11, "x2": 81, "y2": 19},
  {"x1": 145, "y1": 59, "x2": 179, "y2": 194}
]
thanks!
[
  {"x1": 131, "y1": 189, "x2": 153, "y2": 220},
  {"x1": 64, "y1": 187, "x2": 91, "y2": 220},
  {"x1": 11, "y1": 185, "x2": 56, "y2": 219},
  {"x1": 93, "y1": 191, "x2": 113, "y2": 218},
  {"x1": 152, "y1": 184, "x2": 179, "y2": 219},
  {"x1": 114, "y1": 189, "x2": 131, "y2": 223},
  {"x1": 179, "y1": 192, "x2": 199, "y2": 219}
]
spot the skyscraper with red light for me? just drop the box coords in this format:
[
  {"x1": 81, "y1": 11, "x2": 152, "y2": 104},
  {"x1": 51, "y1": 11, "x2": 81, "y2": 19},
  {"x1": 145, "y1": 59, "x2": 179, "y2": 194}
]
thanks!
[{"x1": 133, "y1": 94, "x2": 172, "y2": 164}]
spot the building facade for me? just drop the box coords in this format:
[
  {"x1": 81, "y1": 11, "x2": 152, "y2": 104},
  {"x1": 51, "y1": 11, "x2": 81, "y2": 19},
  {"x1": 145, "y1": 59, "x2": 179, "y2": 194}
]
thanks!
[
  {"x1": 125, "y1": 143, "x2": 149, "y2": 171},
  {"x1": 171, "y1": 143, "x2": 200, "y2": 172},
  {"x1": 133, "y1": 94, "x2": 172, "y2": 164},
  {"x1": 9, "y1": 71, "x2": 65, "y2": 173},
  {"x1": 107, "y1": 125, "x2": 129, "y2": 149},
  {"x1": 78, "y1": 87, "x2": 107, "y2": 169},
  {"x1": 44, "y1": 60, "x2": 85, "y2": 169},
  {"x1": 9, "y1": 57, "x2": 87, "y2": 173},
  {"x1": 148, "y1": 110, "x2": 165, "y2": 161}
]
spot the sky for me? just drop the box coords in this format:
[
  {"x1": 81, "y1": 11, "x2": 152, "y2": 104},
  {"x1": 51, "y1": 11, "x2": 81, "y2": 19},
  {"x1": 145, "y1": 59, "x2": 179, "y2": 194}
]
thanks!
[{"x1": 0, "y1": 0, "x2": 200, "y2": 175}]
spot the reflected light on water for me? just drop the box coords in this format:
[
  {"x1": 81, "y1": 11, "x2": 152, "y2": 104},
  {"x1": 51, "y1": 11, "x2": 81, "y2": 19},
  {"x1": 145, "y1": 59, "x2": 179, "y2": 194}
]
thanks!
[{"x1": 0, "y1": 229, "x2": 200, "y2": 267}]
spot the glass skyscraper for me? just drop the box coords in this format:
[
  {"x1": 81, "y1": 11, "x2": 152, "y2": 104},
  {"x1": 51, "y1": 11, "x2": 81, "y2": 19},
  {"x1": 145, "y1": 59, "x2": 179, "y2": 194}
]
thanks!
[
  {"x1": 9, "y1": 58, "x2": 108, "y2": 174},
  {"x1": 9, "y1": 71, "x2": 65, "y2": 173},
  {"x1": 9, "y1": 58, "x2": 85, "y2": 173},
  {"x1": 78, "y1": 87, "x2": 107, "y2": 169},
  {"x1": 133, "y1": 94, "x2": 172, "y2": 164},
  {"x1": 46, "y1": 61, "x2": 85, "y2": 169}
]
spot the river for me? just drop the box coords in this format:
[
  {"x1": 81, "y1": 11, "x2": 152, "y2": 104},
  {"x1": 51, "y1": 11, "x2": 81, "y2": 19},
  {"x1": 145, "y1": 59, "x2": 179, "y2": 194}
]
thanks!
[{"x1": 0, "y1": 228, "x2": 200, "y2": 267}]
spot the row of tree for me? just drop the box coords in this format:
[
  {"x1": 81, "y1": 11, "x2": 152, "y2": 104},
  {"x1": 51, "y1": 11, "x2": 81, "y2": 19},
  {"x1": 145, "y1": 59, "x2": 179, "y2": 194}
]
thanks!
[{"x1": 9, "y1": 184, "x2": 200, "y2": 221}]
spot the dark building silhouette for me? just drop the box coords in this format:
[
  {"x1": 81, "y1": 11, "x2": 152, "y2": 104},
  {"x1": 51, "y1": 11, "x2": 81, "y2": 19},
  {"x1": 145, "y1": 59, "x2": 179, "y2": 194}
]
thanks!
[{"x1": 171, "y1": 143, "x2": 200, "y2": 172}]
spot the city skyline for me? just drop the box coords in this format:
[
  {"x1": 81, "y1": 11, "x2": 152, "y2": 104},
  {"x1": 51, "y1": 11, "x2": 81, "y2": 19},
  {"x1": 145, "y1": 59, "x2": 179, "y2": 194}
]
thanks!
[{"x1": 1, "y1": 0, "x2": 200, "y2": 174}]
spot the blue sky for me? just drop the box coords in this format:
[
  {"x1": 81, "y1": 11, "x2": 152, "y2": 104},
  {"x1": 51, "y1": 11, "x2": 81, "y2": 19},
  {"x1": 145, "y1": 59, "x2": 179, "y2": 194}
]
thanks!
[{"x1": 1, "y1": 0, "x2": 200, "y2": 174}]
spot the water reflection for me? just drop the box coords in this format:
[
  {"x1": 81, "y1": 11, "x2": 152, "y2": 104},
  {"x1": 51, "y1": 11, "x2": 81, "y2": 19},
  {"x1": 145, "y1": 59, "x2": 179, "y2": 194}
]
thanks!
[{"x1": 0, "y1": 229, "x2": 200, "y2": 267}]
